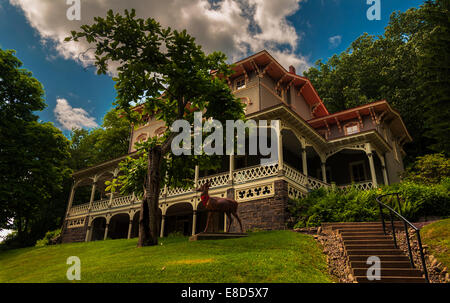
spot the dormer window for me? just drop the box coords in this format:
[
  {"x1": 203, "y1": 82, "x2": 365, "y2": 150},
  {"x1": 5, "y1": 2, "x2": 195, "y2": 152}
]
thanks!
[
  {"x1": 235, "y1": 76, "x2": 246, "y2": 90},
  {"x1": 345, "y1": 122, "x2": 360, "y2": 135}
]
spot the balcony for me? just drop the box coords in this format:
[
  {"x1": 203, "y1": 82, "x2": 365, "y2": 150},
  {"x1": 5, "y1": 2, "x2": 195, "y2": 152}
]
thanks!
[{"x1": 67, "y1": 163, "x2": 330, "y2": 218}]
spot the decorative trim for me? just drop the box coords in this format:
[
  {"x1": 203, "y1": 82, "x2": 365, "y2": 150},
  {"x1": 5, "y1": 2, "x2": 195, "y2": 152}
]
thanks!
[
  {"x1": 235, "y1": 182, "x2": 275, "y2": 202},
  {"x1": 288, "y1": 184, "x2": 306, "y2": 200},
  {"x1": 67, "y1": 217, "x2": 86, "y2": 228}
]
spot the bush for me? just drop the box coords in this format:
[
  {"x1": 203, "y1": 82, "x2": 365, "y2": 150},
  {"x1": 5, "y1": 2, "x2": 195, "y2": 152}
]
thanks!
[
  {"x1": 288, "y1": 178, "x2": 450, "y2": 228},
  {"x1": 403, "y1": 153, "x2": 450, "y2": 184},
  {"x1": 35, "y1": 229, "x2": 61, "y2": 247},
  {"x1": 288, "y1": 187, "x2": 380, "y2": 228},
  {"x1": 385, "y1": 178, "x2": 450, "y2": 221}
]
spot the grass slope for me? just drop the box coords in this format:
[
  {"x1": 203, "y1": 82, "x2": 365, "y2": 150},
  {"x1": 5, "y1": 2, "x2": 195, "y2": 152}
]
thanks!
[
  {"x1": 0, "y1": 231, "x2": 333, "y2": 283},
  {"x1": 421, "y1": 219, "x2": 450, "y2": 269}
]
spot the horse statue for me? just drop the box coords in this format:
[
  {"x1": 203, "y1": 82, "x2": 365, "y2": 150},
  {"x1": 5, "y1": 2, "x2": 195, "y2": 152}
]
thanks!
[{"x1": 196, "y1": 181, "x2": 243, "y2": 233}]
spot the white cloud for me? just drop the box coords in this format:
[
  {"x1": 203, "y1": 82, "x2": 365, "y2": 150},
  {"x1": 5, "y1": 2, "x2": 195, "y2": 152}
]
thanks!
[
  {"x1": 328, "y1": 35, "x2": 342, "y2": 49},
  {"x1": 9, "y1": 0, "x2": 310, "y2": 72},
  {"x1": 54, "y1": 98, "x2": 98, "y2": 130}
]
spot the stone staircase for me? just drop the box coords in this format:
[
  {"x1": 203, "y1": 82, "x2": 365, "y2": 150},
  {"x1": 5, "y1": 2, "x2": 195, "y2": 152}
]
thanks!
[{"x1": 322, "y1": 222, "x2": 427, "y2": 283}]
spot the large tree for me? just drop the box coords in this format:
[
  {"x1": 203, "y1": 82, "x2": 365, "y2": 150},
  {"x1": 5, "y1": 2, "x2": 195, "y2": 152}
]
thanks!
[
  {"x1": 0, "y1": 49, "x2": 71, "y2": 246},
  {"x1": 304, "y1": 1, "x2": 449, "y2": 160},
  {"x1": 418, "y1": 0, "x2": 450, "y2": 154},
  {"x1": 67, "y1": 10, "x2": 245, "y2": 246}
]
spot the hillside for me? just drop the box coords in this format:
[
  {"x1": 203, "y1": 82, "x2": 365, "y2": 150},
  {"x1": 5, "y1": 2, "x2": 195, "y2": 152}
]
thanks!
[{"x1": 0, "y1": 231, "x2": 333, "y2": 283}]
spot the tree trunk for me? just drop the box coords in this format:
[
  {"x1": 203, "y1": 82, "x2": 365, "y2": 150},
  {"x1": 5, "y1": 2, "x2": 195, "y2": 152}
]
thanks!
[
  {"x1": 137, "y1": 196, "x2": 151, "y2": 247},
  {"x1": 138, "y1": 146, "x2": 163, "y2": 247}
]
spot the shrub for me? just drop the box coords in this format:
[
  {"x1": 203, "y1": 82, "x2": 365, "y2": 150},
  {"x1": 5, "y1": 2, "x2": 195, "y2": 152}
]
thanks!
[
  {"x1": 288, "y1": 187, "x2": 380, "y2": 228},
  {"x1": 288, "y1": 179, "x2": 450, "y2": 228},
  {"x1": 403, "y1": 153, "x2": 450, "y2": 184},
  {"x1": 35, "y1": 229, "x2": 61, "y2": 247},
  {"x1": 385, "y1": 179, "x2": 450, "y2": 221}
]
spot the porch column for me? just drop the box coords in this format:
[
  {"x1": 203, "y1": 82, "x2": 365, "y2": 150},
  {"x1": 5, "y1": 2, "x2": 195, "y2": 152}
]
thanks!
[
  {"x1": 277, "y1": 122, "x2": 283, "y2": 173},
  {"x1": 85, "y1": 221, "x2": 92, "y2": 242},
  {"x1": 192, "y1": 211, "x2": 197, "y2": 236},
  {"x1": 321, "y1": 159, "x2": 327, "y2": 183},
  {"x1": 108, "y1": 192, "x2": 114, "y2": 208},
  {"x1": 380, "y1": 156, "x2": 389, "y2": 185},
  {"x1": 194, "y1": 165, "x2": 200, "y2": 188},
  {"x1": 88, "y1": 180, "x2": 97, "y2": 211},
  {"x1": 103, "y1": 223, "x2": 109, "y2": 240},
  {"x1": 108, "y1": 169, "x2": 119, "y2": 207},
  {"x1": 160, "y1": 215, "x2": 166, "y2": 238},
  {"x1": 301, "y1": 147, "x2": 308, "y2": 176},
  {"x1": 66, "y1": 183, "x2": 76, "y2": 216},
  {"x1": 229, "y1": 155, "x2": 235, "y2": 184},
  {"x1": 127, "y1": 219, "x2": 133, "y2": 239},
  {"x1": 367, "y1": 152, "x2": 378, "y2": 188}
]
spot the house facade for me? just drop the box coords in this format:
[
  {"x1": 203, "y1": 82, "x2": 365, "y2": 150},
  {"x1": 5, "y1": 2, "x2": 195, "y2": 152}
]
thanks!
[{"x1": 61, "y1": 50, "x2": 412, "y2": 243}]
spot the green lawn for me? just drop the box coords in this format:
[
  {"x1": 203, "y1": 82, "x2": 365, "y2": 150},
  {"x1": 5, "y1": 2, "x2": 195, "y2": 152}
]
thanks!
[
  {"x1": 0, "y1": 231, "x2": 333, "y2": 283},
  {"x1": 421, "y1": 219, "x2": 450, "y2": 269}
]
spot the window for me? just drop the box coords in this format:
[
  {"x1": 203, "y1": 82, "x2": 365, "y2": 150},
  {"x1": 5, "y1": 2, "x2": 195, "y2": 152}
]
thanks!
[
  {"x1": 345, "y1": 122, "x2": 360, "y2": 135},
  {"x1": 349, "y1": 161, "x2": 367, "y2": 182},
  {"x1": 235, "y1": 77, "x2": 246, "y2": 90}
]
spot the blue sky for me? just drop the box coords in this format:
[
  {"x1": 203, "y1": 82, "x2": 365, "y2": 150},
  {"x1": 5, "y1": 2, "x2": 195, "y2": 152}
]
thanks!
[{"x1": 0, "y1": 0, "x2": 425, "y2": 138}]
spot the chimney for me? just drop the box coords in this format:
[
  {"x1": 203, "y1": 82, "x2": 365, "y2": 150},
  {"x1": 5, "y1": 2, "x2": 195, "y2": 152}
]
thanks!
[{"x1": 289, "y1": 65, "x2": 296, "y2": 75}]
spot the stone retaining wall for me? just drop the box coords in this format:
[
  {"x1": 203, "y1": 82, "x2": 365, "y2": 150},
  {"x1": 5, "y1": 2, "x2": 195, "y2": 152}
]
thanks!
[{"x1": 229, "y1": 180, "x2": 289, "y2": 232}]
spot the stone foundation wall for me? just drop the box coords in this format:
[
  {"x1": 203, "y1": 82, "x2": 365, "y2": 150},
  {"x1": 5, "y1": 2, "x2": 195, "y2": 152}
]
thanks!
[
  {"x1": 61, "y1": 217, "x2": 88, "y2": 243},
  {"x1": 229, "y1": 180, "x2": 289, "y2": 232}
]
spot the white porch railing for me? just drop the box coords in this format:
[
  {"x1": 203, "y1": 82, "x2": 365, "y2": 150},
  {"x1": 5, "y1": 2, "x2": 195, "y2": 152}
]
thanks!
[
  {"x1": 110, "y1": 195, "x2": 135, "y2": 208},
  {"x1": 283, "y1": 164, "x2": 330, "y2": 190},
  {"x1": 68, "y1": 163, "x2": 334, "y2": 217},
  {"x1": 91, "y1": 199, "x2": 109, "y2": 211},
  {"x1": 69, "y1": 203, "x2": 89, "y2": 216},
  {"x1": 338, "y1": 181, "x2": 374, "y2": 191},
  {"x1": 198, "y1": 171, "x2": 230, "y2": 187},
  {"x1": 233, "y1": 163, "x2": 278, "y2": 184}
]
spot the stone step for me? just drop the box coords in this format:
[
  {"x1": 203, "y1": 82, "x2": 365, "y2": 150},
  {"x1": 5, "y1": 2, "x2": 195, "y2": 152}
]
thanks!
[
  {"x1": 322, "y1": 221, "x2": 403, "y2": 227},
  {"x1": 341, "y1": 235, "x2": 393, "y2": 241},
  {"x1": 348, "y1": 255, "x2": 410, "y2": 262},
  {"x1": 341, "y1": 232, "x2": 388, "y2": 237},
  {"x1": 323, "y1": 222, "x2": 404, "y2": 231},
  {"x1": 338, "y1": 228, "x2": 393, "y2": 233},
  {"x1": 355, "y1": 276, "x2": 427, "y2": 283},
  {"x1": 350, "y1": 261, "x2": 413, "y2": 269},
  {"x1": 345, "y1": 244, "x2": 397, "y2": 250},
  {"x1": 344, "y1": 239, "x2": 394, "y2": 245},
  {"x1": 346, "y1": 249, "x2": 404, "y2": 256},
  {"x1": 352, "y1": 268, "x2": 423, "y2": 277}
]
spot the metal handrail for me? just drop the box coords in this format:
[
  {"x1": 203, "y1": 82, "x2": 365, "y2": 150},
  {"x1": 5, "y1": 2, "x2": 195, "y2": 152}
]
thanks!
[{"x1": 376, "y1": 193, "x2": 429, "y2": 282}]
